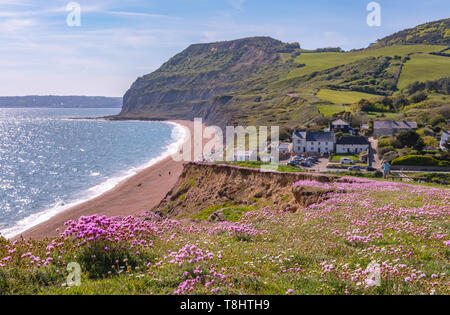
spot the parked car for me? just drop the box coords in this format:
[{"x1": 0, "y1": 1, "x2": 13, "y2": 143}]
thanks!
[
  {"x1": 287, "y1": 161, "x2": 298, "y2": 167},
  {"x1": 348, "y1": 166, "x2": 361, "y2": 172},
  {"x1": 366, "y1": 166, "x2": 377, "y2": 172},
  {"x1": 340, "y1": 158, "x2": 355, "y2": 165},
  {"x1": 301, "y1": 161, "x2": 313, "y2": 167}
]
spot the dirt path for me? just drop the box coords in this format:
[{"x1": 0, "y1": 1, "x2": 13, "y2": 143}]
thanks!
[{"x1": 369, "y1": 137, "x2": 382, "y2": 169}]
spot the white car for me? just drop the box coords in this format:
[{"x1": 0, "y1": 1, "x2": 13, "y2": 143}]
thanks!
[{"x1": 340, "y1": 158, "x2": 355, "y2": 165}]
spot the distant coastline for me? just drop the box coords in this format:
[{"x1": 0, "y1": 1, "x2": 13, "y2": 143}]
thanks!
[{"x1": 0, "y1": 95, "x2": 122, "y2": 108}]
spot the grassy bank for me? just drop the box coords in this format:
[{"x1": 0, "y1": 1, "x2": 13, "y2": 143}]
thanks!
[{"x1": 0, "y1": 176, "x2": 448, "y2": 295}]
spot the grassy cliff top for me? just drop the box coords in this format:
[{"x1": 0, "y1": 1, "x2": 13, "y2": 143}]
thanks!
[{"x1": 0, "y1": 167, "x2": 449, "y2": 295}]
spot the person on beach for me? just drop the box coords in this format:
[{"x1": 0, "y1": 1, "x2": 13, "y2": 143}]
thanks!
[{"x1": 382, "y1": 161, "x2": 391, "y2": 179}]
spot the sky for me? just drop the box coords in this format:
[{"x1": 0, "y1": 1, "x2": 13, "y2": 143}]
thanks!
[{"x1": 0, "y1": 0, "x2": 449, "y2": 97}]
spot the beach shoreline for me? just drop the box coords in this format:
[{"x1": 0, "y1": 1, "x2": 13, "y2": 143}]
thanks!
[{"x1": 13, "y1": 120, "x2": 199, "y2": 241}]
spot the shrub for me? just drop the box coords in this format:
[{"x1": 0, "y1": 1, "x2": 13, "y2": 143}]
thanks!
[
  {"x1": 430, "y1": 114, "x2": 446, "y2": 127},
  {"x1": 76, "y1": 241, "x2": 147, "y2": 279},
  {"x1": 373, "y1": 170, "x2": 383, "y2": 178},
  {"x1": 398, "y1": 148, "x2": 418, "y2": 157},
  {"x1": 395, "y1": 131, "x2": 425, "y2": 151},
  {"x1": 383, "y1": 151, "x2": 398, "y2": 163},
  {"x1": 423, "y1": 136, "x2": 439, "y2": 148},
  {"x1": 378, "y1": 137, "x2": 392, "y2": 148},
  {"x1": 391, "y1": 155, "x2": 443, "y2": 167},
  {"x1": 410, "y1": 92, "x2": 428, "y2": 104},
  {"x1": 378, "y1": 146, "x2": 395, "y2": 157},
  {"x1": 417, "y1": 127, "x2": 434, "y2": 137}
]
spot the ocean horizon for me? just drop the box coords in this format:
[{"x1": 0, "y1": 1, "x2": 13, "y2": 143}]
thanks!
[{"x1": 0, "y1": 108, "x2": 185, "y2": 239}]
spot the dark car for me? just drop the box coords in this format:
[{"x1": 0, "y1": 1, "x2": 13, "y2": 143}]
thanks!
[
  {"x1": 366, "y1": 166, "x2": 377, "y2": 172},
  {"x1": 288, "y1": 161, "x2": 299, "y2": 167},
  {"x1": 348, "y1": 166, "x2": 361, "y2": 172}
]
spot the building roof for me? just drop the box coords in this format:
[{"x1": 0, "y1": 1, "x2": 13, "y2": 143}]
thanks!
[
  {"x1": 306, "y1": 132, "x2": 335, "y2": 142},
  {"x1": 373, "y1": 121, "x2": 417, "y2": 129},
  {"x1": 336, "y1": 136, "x2": 369, "y2": 145},
  {"x1": 293, "y1": 130, "x2": 306, "y2": 139},
  {"x1": 332, "y1": 119, "x2": 350, "y2": 126}
]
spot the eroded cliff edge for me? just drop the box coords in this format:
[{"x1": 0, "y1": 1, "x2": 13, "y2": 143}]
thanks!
[{"x1": 152, "y1": 163, "x2": 351, "y2": 221}]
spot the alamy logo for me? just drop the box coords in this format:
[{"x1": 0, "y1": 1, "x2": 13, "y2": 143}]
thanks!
[
  {"x1": 172, "y1": 118, "x2": 280, "y2": 171},
  {"x1": 67, "y1": 2, "x2": 81, "y2": 27},
  {"x1": 367, "y1": 2, "x2": 381, "y2": 27},
  {"x1": 66, "y1": 262, "x2": 82, "y2": 287},
  {"x1": 365, "y1": 261, "x2": 381, "y2": 287}
]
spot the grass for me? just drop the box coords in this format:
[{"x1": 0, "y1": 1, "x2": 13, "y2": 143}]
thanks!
[
  {"x1": 330, "y1": 155, "x2": 359, "y2": 162},
  {"x1": 331, "y1": 172, "x2": 450, "y2": 189},
  {"x1": 287, "y1": 45, "x2": 446, "y2": 79},
  {"x1": 317, "y1": 104, "x2": 351, "y2": 116},
  {"x1": 366, "y1": 112, "x2": 400, "y2": 119},
  {"x1": 316, "y1": 89, "x2": 381, "y2": 105},
  {"x1": 192, "y1": 203, "x2": 255, "y2": 222},
  {"x1": 397, "y1": 54, "x2": 450, "y2": 90},
  {"x1": 219, "y1": 161, "x2": 305, "y2": 173}
]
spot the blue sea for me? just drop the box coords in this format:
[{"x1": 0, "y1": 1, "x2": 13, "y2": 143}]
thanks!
[{"x1": 0, "y1": 108, "x2": 185, "y2": 238}]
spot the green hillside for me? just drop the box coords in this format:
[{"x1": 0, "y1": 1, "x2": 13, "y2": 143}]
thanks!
[
  {"x1": 398, "y1": 54, "x2": 450, "y2": 90},
  {"x1": 370, "y1": 18, "x2": 450, "y2": 47},
  {"x1": 118, "y1": 19, "x2": 450, "y2": 136},
  {"x1": 316, "y1": 89, "x2": 381, "y2": 105},
  {"x1": 286, "y1": 44, "x2": 446, "y2": 80}
]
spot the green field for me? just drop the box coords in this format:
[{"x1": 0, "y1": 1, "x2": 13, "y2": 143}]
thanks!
[
  {"x1": 366, "y1": 112, "x2": 400, "y2": 119},
  {"x1": 397, "y1": 54, "x2": 450, "y2": 90},
  {"x1": 317, "y1": 89, "x2": 381, "y2": 105},
  {"x1": 287, "y1": 45, "x2": 446, "y2": 79},
  {"x1": 317, "y1": 104, "x2": 351, "y2": 116}
]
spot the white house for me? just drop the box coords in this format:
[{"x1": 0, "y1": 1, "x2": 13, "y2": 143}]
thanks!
[
  {"x1": 293, "y1": 131, "x2": 335, "y2": 154},
  {"x1": 336, "y1": 136, "x2": 370, "y2": 154},
  {"x1": 233, "y1": 150, "x2": 258, "y2": 162},
  {"x1": 331, "y1": 119, "x2": 354, "y2": 135},
  {"x1": 292, "y1": 131, "x2": 307, "y2": 154},
  {"x1": 441, "y1": 131, "x2": 449, "y2": 150}
]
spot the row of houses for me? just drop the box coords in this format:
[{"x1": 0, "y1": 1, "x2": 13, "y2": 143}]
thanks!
[
  {"x1": 327, "y1": 119, "x2": 419, "y2": 138},
  {"x1": 233, "y1": 119, "x2": 448, "y2": 161},
  {"x1": 290, "y1": 119, "x2": 422, "y2": 155},
  {"x1": 292, "y1": 131, "x2": 370, "y2": 154}
]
